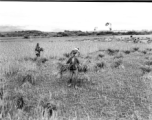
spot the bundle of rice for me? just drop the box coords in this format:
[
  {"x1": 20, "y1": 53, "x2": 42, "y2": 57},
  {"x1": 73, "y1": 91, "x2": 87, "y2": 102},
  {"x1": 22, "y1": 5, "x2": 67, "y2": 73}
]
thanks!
[
  {"x1": 78, "y1": 64, "x2": 88, "y2": 73},
  {"x1": 111, "y1": 59, "x2": 123, "y2": 69},
  {"x1": 94, "y1": 61, "x2": 106, "y2": 72},
  {"x1": 123, "y1": 50, "x2": 131, "y2": 54},
  {"x1": 63, "y1": 53, "x2": 70, "y2": 58},
  {"x1": 140, "y1": 66, "x2": 152, "y2": 75},
  {"x1": 107, "y1": 48, "x2": 119, "y2": 55},
  {"x1": 57, "y1": 62, "x2": 69, "y2": 76}
]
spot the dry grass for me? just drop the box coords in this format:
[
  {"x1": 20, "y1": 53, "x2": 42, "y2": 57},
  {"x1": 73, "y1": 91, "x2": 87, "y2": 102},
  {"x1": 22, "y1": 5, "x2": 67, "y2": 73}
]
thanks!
[
  {"x1": 140, "y1": 66, "x2": 152, "y2": 75},
  {"x1": 145, "y1": 61, "x2": 152, "y2": 66},
  {"x1": 113, "y1": 53, "x2": 123, "y2": 59},
  {"x1": 141, "y1": 50, "x2": 147, "y2": 55},
  {"x1": 0, "y1": 36, "x2": 152, "y2": 120},
  {"x1": 111, "y1": 59, "x2": 123, "y2": 69},
  {"x1": 131, "y1": 47, "x2": 140, "y2": 52},
  {"x1": 146, "y1": 48, "x2": 152, "y2": 51},
  {"x1": 78, "y1": 64, "x2": 88, "y2": 73},
  {"x1": 63, "y1": 53, "x2": 70, "y2": 58},
  {"x1": 97, "y1": 54, "x2": 105, "y2": 58},
  {"x1": 123, "y1": 50, "x2": 131, "y2": 54},
  {"x1": 94, "y1": 61, "x2": 106, "y2": 72},
  {"x1": 106, "y1": 48, "x2": 119, "y2": 56}
]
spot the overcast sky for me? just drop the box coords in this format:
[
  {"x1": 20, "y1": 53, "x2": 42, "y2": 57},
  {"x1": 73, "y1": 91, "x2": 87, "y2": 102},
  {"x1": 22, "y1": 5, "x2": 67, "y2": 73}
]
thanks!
[{"x1": 0, "y1": 2, "x2": 152, "y2": 32}]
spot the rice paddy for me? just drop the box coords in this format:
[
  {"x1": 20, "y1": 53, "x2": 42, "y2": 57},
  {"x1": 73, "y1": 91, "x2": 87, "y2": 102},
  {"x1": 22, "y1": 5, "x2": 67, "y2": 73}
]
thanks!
[{"x1": 0, "y1": 35, "x2": 152, "y2": 120}]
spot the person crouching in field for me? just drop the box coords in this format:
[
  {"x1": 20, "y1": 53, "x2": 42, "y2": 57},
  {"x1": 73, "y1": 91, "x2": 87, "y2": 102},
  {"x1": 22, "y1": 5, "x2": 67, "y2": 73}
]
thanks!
[
  {"x1": 35, "y1": 43, "x2": 44, "y2": 58},
  {"x1": 66, "y1": 50, "x2": 80, "y2": 86}
]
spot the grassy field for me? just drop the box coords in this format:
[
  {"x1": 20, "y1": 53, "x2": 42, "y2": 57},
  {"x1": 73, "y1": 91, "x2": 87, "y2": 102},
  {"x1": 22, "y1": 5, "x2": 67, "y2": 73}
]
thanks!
[{"x1": 0, "y1": 35, "x2": 152, "y2": 120}]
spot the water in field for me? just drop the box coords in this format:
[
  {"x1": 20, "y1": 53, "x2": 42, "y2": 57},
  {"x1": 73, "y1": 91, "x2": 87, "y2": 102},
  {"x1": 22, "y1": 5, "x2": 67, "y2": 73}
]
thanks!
[{"x1": 0, "y1": 36, "x2": 151, "y2": 61}]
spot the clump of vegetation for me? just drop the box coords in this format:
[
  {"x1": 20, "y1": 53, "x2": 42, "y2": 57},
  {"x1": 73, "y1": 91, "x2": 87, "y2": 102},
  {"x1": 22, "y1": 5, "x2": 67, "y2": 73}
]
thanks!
[
  {"x1": 131, "y1": 47, "x2": 139, "y2": 52},
  {"x1": 140, "y1": 66, "x2": 152, "y2": 74},
  {"x1": 38, "y1": 58, "x2": 48, "y2": 64},
  {"x1": 23, "y1": 56, "x2": 48, "y2": 64},
  {"x1": 94, "y1": 61, "x2": 106, "y2": 72},
  {"x1": 22, "y1": 74, "x2": 36, "y2": 86},
  {"x1": 57, "y1": 62, "x2": 69, "y2": 78},
  {"x1": 98, "y1": 53, "x2": 105, "y2": 58},
  {"x1": 49, "y1": 56, "x2": 57, "y2": 60},
  {"x1": 141, "y1": 50, "x2": 147, "y2": 54},
  {"x1": 113, "y1": 53, "x2": 123, "y2": 59},
  {"x1": 4, "y1": 66, "x2": 20, "y2": 78},
  {"x1": 111, "y1": 59, "x2": 123, "y2": 69},
  {"x1": 106, "y1": 48, "x2": 119, "y2": 55},
  {"x1": 123, "y1": 50, "x2": 131, "y2": 54},
  {"x1": 63, "y1": 52, "x2": 70, "y2": 58},
  {"x1": 78, "y1": 64, "x2": 88, "y2": 73},
  {"x1": 85, "y1": 55, "x2": 92, "y2": 59},
  {"x1": 58, "y1": 57, "x2": 66, "y2": 61},
  {"x1": 23, "y1": 35, "x2": 30, "y2": 39},
  {"x1": 97, "y1": 62, "x2": 106, "y2": 69},
  {"x1": 145, "y1": 60, "x2": 152, "y2": 66},
  {"x1": 145, "y1": 56, "x2": 149, "y2": 60},
  {"x1": 23, "y1": 56, "x2": 37, "y2": 62},
  {"x1": 146, "y1": 48, "x2": 152, "y2": 51}
]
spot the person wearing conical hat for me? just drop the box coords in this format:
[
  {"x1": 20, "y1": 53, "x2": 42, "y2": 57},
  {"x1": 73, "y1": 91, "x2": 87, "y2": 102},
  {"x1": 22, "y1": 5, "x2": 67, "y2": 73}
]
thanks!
[{"x1": 70, "y1": 48, "x2": 80, "y2": 57}]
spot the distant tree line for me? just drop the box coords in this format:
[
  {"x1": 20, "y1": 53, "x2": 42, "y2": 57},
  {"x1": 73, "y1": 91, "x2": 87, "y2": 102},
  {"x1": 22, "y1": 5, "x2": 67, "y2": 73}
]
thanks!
[{"x1": 0, "y1": 30, "x2": 152, "y2": 38}]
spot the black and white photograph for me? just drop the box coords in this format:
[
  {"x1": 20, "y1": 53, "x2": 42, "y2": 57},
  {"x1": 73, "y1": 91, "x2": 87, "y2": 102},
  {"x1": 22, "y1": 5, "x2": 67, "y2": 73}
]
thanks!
[{"x1": 0, "y1": 2, "x2": 152, "y2": 120}]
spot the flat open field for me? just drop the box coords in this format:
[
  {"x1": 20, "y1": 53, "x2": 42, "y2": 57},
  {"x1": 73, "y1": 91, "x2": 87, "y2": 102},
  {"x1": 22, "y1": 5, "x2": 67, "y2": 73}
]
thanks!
[
  {"x1": 0, "y1": 35, "x2": 152, "y2": 61},
  {"x1": 0, "y1": 35, "x2": 152, "y2": 120}
]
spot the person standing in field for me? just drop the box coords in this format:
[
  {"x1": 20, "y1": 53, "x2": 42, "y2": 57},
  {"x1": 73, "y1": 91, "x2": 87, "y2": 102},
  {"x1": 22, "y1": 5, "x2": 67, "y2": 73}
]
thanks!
[
  {"x1": 66, "y1": 50, "x2": 80, "y2": 86},
  {"x1": 35, "y1": 43, "x2": 43, "y2": 57}
]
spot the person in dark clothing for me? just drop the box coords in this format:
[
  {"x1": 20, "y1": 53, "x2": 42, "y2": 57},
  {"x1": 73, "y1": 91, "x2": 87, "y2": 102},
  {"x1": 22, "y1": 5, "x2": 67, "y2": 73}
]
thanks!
[
  {"x1": 35, "y1": 43, "x2": 44, "y2": 57},
  {"x1": 66, "y1": 52, "x2": 80, "y2": 86}
]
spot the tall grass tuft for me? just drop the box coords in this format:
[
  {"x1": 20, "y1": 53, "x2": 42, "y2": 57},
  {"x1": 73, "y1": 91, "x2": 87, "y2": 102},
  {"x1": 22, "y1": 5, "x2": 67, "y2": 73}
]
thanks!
[
  {"x1": 106, "y1": 48, "x2": 119, "y2": 56},
  {"x1": 78, "y1": 64, "x2": 88, "y2": 73},
  {"x1": 146, "y1": 48, "x2": 152, "y2": 51},
  {"x1": 145, "y1": 60, "x2": 152, "y2": 66},
  {"x1": 57, "y1": 62, "x2": 69, "y2": 78},
  {"x1": 113, "y1": 53, "x2": 123, "y2": 59},
  {"x1": 111, "y1": 59, "x2": 123, "y2": 69},
  {"x1": 123, "y1": 50, "x2": 131, "y2": 54},
  {"x1": 140, "y1": 66, "x2": 152, "y2": 75},
  {"x1": 94, "y1": 61, "x2": 106, "y2": 72},
  {"x1": 141, "y1": 50, "x2": 147, "y2": 55},
  {"x1": 131, "y1": 47, "x2": 139, "y2": 52},
  {"x1": 98, "y1": 54, "x2": 105, "y2": 58},
  {"x1": 63, "y1": 53, "x2": 70, "y2": 58}
]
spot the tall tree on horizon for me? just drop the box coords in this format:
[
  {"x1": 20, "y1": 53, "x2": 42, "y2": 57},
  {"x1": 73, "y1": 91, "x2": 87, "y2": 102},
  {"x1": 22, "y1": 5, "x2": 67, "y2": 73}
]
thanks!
[
  {"x1": 105, "y1": 22, "x2": 112, "y2": 31},
  {"x1": 94, "y1": 27, "x2": 98, "y2": 32}
]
